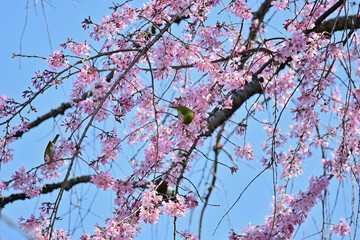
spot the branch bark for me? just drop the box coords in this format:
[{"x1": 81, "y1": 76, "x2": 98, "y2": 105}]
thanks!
[
  {"x1": 204, "y1": 77, "x2": 263, "y2": 137},
  {"x1": 0, "y1": 175, "x2": 92, "y2": 209},
  {"x1": 312, "y1": 14, "x2": 360, "y2": 34},
  {"x1": 247, "y1": 0, "x2": 273, "y2": 46}
]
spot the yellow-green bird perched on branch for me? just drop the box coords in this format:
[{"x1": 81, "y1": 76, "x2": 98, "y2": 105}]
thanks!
[
  {"x1": 44, "y1": 134, "x2": 60, "y2": 165},
  {"x1": 171, "y1": 105, "x2": 195, "y2": 125}
]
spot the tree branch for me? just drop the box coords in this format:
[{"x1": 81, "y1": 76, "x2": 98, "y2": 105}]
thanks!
[
  {"x1": 313, "y1": 0, "x2": 344, "y2": 27},
  {"x1": 204, "y1": 77, "x2": 263, "y2": 137},
  {"x1": 247, "y1": 0, "x2": 273, "y2": 46},
  {"x1": 312, "y1": 14, "x2": 360, "y2": 34},
  {"x1": 13, "y1": 102, "x2": 71, "y2": 139},
  {"x1": 0, "y1": 175, "x2": 93, "y2": 209}
]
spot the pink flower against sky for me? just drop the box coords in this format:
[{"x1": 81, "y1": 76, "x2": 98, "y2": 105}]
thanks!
[
  {"x1": 330, "y1": 217, "x2": 351, "y2": 236},
  {"x1": 47, "y1": 50, "x2": 68, "y2": 70}
]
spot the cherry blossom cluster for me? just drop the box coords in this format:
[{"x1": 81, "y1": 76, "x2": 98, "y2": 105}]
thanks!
[
  {"x1": 19, "y1": 212, "x2": 71, "y2": 240},
  {"x1": 47, "y1": 50, "x2": 68, "y2": 70},
  {"x1": 235, "y1": 176, "x2": 330, "y2": 239},
  {"x1": 330, "y1": 217, "x2": 351, "y2": 237}
]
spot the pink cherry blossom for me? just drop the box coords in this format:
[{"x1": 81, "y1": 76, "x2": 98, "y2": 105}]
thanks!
[
  {"x1": 180, "y1": 230, "x2": 199, "y2": 240},
  {"x1": 91, "y1": 170, "x2": 115, "y2": 190},
  {"x1": 235, "y1": 143, "x2": 254, "y2": 161},
  {"x1": 330, "y1": 217, "x2": 351, "y2": 236},
  {"x1": 162, "y1": 195, "x2": 187, "y2": 218},
  {"x1": 227, "y1": 1, "x2": 252, "y2": 20},
  {"x1": 67, "y1": 41, "x2": 91, "y2": 56},
  {"x1": 272, "y1": 0, "x2": 289, "y2": 11},
  {"x1": 47, "y1": 50, "x2": 68, "y2": 70}
]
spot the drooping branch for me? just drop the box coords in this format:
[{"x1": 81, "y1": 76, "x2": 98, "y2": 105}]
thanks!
[{"x1": 199, "y1": 124, "x2": 224, "y2": 239}]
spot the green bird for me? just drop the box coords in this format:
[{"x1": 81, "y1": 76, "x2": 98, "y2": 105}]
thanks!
[
  {"x1": 171, "y1": 105, "x2": 195, "y2": 125},
  {"x1": 44, "y1": 134, "x2": 60, "y2": 165}
]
